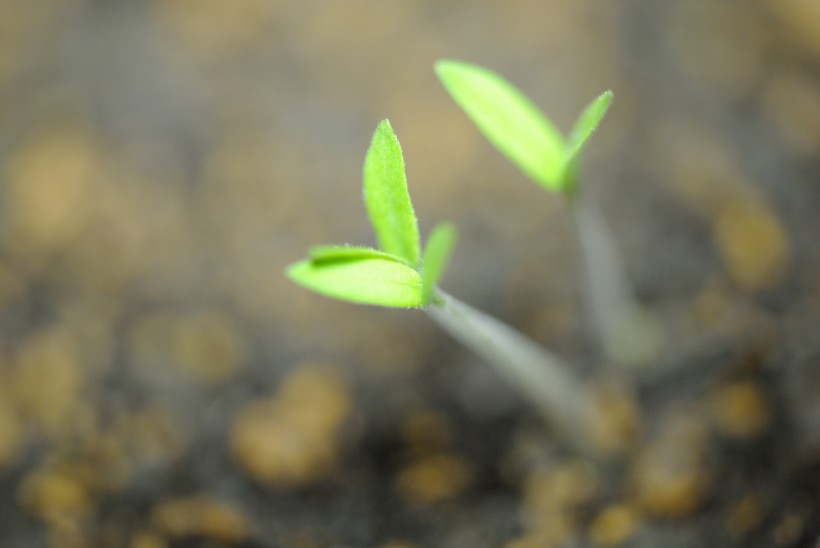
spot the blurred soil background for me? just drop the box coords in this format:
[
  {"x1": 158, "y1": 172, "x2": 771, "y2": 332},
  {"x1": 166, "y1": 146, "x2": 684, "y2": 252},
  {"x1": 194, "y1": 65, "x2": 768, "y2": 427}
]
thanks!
[{"x1": 0, "y1": 0, "x2": 819, "y2": 547}]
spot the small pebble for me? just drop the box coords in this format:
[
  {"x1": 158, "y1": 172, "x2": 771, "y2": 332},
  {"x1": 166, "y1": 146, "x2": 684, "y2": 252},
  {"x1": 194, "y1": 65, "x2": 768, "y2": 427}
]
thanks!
[
  {"x1": 588, "y1": 503, "x2": 641, "y2": 547},
  {"x1": 395, "y1": 452, "x2": 471, "y2": 504},
  {"x1": 631, "y1": 411, "x2": 711, "y2": 518},
  {"x1": 152, "y1": 497, "x2": 250, "y2": 543},
  {"x1": 714, "y1": 199, "x2": 788, "y2": 292},
  {"x1": 711, "y1": 380, "x2": 770, "y2": 439},
  {"x1": 231, "y1": 364, "x2": 351, "y2": 486}
]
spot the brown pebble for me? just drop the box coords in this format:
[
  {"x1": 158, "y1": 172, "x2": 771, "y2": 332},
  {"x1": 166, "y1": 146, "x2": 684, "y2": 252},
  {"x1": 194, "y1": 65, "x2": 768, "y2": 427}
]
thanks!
[
  {"x1": 18, "y1": 467, "x2": 92, "y2": 524},
  {"x1": 152, "y1": 497, "x2": 249, "y2": 542},
  {"x1": 586, "y1": 379, "x2": 640, "y2": 456},
  {"x1": 588, "y1": 503, "x2": 641, "y2": 547},
  {"x1": 231, "y1": 364, "x2": 351, "y2": 486},
  {"x1": 631, "y1": 411, "x2": 711, "y2": 518},
  {"x1": 395, "y1": 452, "x2": 470, "y2": 504},
  {"x1": 712, "y1": 380, "x2": 770, "y2": 439},
  {"x1": 520, "y1": 461, "x2": 598, "y2": 545},
  {"x1": 129, "y1": 531, "x2": 169, "y2": 548},
  {"x1": 714, "y1": 199, "x2": 788, "y2": 292}
]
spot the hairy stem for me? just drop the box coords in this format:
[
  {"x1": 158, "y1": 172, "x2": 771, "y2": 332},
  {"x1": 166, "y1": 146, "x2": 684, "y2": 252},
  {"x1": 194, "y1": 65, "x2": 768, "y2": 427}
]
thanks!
[{"x1": 427, "y1": 290, "x2": 601, "y2": 452}]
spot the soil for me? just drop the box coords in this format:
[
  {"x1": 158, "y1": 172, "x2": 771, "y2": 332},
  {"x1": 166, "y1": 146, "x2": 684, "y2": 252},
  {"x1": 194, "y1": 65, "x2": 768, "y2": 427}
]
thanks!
[{"x1": 0, "y1": 1, "x2": 819, "y2": 547}]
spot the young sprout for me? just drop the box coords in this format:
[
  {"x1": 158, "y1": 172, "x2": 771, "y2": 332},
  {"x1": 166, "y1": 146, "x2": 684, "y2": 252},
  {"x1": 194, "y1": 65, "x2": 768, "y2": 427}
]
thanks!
[
  {"x1": 434, "y1": 60, "x2": 611, "y2": 197},
  {"x1": 288, "y1": 119, "x2": 601, "y2": 451},
  {"x1": 435, "y1": 59, "x2": 660, "y2": 367},
  {"x1": 288, "y1": 120, "x2": 448, "y2": 309}
]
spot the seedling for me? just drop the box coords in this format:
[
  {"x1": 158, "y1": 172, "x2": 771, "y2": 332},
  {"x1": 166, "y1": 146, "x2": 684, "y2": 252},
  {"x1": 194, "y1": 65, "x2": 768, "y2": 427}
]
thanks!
[
  {"x1": 288, "y1": 120, "x2": 601, "y2": 451},
  {"x1": 288, "y1": 120, "x2": 453, "y2": 309},
  {"x1": 435, "y1": 59, "x2": 611, "y2": 197},
  {"x1": 435, "y1": 60, "x2": 660, "y2": 366}
]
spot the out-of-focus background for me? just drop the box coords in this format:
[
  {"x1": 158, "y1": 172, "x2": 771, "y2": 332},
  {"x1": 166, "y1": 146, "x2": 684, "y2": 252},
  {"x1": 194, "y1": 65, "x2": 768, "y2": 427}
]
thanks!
[{"x1": 1, "y1": 1, "x2": 819, "y2": 546}]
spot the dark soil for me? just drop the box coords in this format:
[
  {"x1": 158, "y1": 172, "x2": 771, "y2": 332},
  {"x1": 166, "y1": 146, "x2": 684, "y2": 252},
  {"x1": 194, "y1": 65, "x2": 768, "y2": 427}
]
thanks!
[{"x1": 0, "y1": 1, "x2": 819, "y2": 547}]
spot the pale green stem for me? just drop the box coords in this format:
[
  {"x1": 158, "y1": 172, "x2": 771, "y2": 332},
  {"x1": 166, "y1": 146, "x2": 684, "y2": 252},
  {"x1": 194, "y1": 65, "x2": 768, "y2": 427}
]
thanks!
[
  {"x1": 427, "y1": 290, "x2": 601, "y2": 452},
  {"x1": 569, "y1": 191, "x2": 661, "y2": 368}
]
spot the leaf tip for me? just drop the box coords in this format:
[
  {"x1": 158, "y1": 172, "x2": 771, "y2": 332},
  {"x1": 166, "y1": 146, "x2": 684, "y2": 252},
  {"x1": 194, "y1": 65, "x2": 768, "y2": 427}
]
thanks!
[
  {"x1": 434, "y1": 59, "x2": 478, "y2": 87},
  {"x1": 598, "y1": 89, "x2": 614, "y2": 110},
  {"x1": 375, "y1": 117, "x2": 393, "y2": 133},
  {"x1": 433, "y1": 58, "x2": 456, "y2": 75},
  {"x1": 285, "y1": 259, "x2": 309, "y2": 285}
]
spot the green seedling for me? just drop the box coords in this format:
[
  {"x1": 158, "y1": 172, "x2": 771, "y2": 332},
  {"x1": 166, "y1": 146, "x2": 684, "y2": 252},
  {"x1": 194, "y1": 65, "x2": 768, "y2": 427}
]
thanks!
[
  {"x1": 436, "y1": 59, "x2": 660, "y2": 367},
  {"x1": 288, "y1": 119, "x2": 601, "y2": 451},
  {"x1": 435, "y1": 59, "x2": 612, "y2": 197},
  {"x1": 288, "y1": 120, "x2": 451, "y2": 309}
]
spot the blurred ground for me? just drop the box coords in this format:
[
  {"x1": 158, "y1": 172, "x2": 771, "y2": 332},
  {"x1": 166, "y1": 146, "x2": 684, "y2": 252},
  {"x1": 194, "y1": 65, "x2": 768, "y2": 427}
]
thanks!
[{"x1": 0, "y1": 0, "x2": 819, "y2": 547}]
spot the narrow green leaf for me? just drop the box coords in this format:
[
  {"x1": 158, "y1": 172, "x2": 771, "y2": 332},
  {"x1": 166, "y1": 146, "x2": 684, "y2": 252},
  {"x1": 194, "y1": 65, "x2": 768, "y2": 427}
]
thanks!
[
  {"x1": 287, "y1": 256, "x2": 424, "y2": 308},
  {"x1": 309, "y1": 245, "x2": 412, "y2": 266},
  {"x1": 565, "y1": 90, "x2": 613, "y2": 164},
  {"x1": 363, "y1": 119, "x2": 421, "y2": 265},
  {"x1": 420, "y1": 223, "x2": 458, "y2": 304},
  {"x1": 435, "y1": 59, "x2": 565, "y2": 191}
]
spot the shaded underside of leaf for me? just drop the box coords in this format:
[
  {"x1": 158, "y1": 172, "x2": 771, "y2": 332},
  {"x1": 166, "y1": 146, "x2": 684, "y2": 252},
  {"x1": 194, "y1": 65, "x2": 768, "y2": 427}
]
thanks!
[
  {"x1": 435, "y1": 59, "x2": 565, "y2": 191},
  {"x1": 287, "y1": 256, "x2": 424, "y2": 308},
  {"x1": 309, "y1": 245, "x2": 412, "y2": 266},
  {"x1": 420, "y1": 223, "x2": 457, "y2": 304},
  {"x1": 363, "y1": 119, "x2": 421, "y2": 266}
]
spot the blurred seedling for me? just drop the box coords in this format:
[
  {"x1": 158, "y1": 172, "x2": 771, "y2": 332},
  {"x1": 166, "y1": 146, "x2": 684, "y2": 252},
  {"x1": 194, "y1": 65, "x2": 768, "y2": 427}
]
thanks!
[
  {"x1": 288, "y1": 119, "x2": 602, "y2": 452},
  {"x1": 435, "y1": 60, "x2": 661, "y2": 367}
]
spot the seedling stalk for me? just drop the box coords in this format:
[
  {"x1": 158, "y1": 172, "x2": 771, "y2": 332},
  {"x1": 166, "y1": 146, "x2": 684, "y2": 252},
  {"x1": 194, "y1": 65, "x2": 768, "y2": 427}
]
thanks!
[
  {"x1": 428, "y1": 290, "x2": 601, "y2": 451},
  {"x1": 435, "y1": 59, "x2": 661, "y2": 368},
  {"x1": 569, "y1": 191, "x2": 660, "y2": 367}
]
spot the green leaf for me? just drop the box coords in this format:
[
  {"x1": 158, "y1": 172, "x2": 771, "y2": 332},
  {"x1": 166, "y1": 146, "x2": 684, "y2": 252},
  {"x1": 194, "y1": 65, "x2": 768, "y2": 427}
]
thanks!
[
  {"x1": 287, "y1": 255, "x2": 424, "y2": 308},
  {"x1": 420, "y1": 223, "x2": 458, "y2": 304},
  {"x1": 435, "y1": 59, "x2": 565, "y2": 192},
  {"x1": 566, "y1": 90, "x2": 613, "y2": 164},
  {"x1": 363, "y1": 119, "x2": 421, "y2": 266}
]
